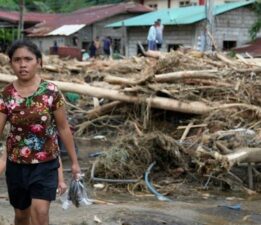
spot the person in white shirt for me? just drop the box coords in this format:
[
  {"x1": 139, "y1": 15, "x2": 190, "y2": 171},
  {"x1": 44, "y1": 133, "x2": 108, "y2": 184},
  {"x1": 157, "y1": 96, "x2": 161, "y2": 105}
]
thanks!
[
  {"x1": 147, "y1": 21, "x2": 157, "y2": 50},
  {"x1": 156, "y1": 19, "x2": 164, "y2": 50}
]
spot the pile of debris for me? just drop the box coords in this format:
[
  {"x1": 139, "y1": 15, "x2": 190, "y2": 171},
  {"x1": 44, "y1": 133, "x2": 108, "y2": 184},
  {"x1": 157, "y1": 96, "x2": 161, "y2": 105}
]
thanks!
[{"x1": 1, "y1": 50, "x2": 261, "y2": 196}]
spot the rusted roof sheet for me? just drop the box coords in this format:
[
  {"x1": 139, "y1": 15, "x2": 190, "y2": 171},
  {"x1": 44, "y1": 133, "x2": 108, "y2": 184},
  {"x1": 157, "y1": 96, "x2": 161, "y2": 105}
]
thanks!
[
  {"x1": 233, "y1": 38, "x2": 261, "y2": 57},
  {"x1": 0, "y1": 10, "x2": 58, "y2": 24},
  {"x1": 27, "y1": 2, "x2": 151, "y2": 37}
]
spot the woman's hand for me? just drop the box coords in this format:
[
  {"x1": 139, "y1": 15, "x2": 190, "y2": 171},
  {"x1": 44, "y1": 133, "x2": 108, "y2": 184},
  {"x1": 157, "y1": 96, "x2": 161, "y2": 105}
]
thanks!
[
  {"x1": 57, "y1": 180, "x2": 67, "y2": 195},
  {"x1": 71, "y1": 163, "x2": 81, "y2": 180}
]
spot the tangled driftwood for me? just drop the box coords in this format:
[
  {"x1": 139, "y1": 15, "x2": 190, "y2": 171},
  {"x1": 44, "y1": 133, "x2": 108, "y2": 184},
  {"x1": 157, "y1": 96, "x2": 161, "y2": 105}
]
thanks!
[{"x1": 1, "y1": 50, "x2": 261, "y2": 194}]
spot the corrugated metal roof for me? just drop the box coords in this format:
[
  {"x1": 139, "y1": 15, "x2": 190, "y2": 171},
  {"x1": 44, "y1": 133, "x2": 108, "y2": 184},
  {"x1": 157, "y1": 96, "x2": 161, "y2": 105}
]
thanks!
[
  {"x1": 0, "y1": 10, "x2": 58, "y2": 23},
  {"x1": 107, "y1": 0, "x2": 255, "y2": 27},
  {"x1": 47, "y1": 24, "x2": 86, "y2": 36},
  {"x1": 27, "y1": 3, "x2": 152, "y2": 37},
  {"x1": 233, "y1": 37, "x2": 261, "y2": 57}
]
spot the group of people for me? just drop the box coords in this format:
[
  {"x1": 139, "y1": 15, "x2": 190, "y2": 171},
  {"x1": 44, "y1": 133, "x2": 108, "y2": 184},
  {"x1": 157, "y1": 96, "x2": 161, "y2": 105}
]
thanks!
[
  {"x1": 0, "y1": 39, "x2": 80, "y2": 225},
  {"x1": 147, "y1": 18, "x2": 164, "y2": 51},
  {"x1": 88, "y1": 36, "x2": 112, "y2": 59}
]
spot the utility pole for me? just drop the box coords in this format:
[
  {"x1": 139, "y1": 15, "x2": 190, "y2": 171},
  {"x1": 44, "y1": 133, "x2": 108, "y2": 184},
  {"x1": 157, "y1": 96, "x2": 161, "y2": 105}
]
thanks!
[
  {"x1": 205, "y1": 0, "x2": 215, "y2": 51},
  {"x1": 18, "y1": 0, "x2": 24, "y2": 39}
]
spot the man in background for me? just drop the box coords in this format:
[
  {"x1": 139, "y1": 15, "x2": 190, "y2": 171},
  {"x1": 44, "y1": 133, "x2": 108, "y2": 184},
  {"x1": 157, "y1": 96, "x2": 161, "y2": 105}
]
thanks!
[
  {"x1": 147, "y1": 21, "x2": 157, "y2": 50},
  {"x1": 156, "y1": 19, "x2": 164, "y2": 50},
  {"x1": 103, "y1": 36, "x2": 112, "y2": 57}
]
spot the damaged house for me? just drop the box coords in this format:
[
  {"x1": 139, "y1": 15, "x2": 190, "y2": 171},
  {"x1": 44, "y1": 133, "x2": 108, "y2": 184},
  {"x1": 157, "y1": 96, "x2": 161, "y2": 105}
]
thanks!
[
  {"x1": 0, "y1": 11, "x2": 57, "y2": 52},
  {"x1": 108, "y1": 0, "x2": 260, "y2": 56},
  {"x1": 25, "y1": 2, "x2": 152, "y2": 58}
]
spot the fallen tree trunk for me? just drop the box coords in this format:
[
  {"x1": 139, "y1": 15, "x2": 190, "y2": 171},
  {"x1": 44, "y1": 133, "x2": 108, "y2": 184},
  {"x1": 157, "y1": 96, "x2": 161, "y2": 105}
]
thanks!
[
  {"x1": 226, "y1": 147, "x2": 261, "y2": 164},
  {"x1": 196, "y1": 146, "x2": 261, "y2": 171},
  {"x1": 104, "y1": 74, "x2": 151, "y2": 85},
  {"x1": 1, "y1": 73, "x2": 261, "y2": 115},
  {"x1": 216, "y1": 53, "x2": 236, "y2": 66},
  {"x1": 137, "y1": 41, "x2": 164, "y2": 59},
  {"x1": 0, "y1": 73, "x2": 211, "y2": 114},
  {"x1": 154, "y1": 70, "x2": 219, "y2": 82},
  {"x1": 183, "y1": 79, "x2": 233, "y2": 87},
  {"x1": 85, "y1": 101, "x2": 122, "y2": 119}
]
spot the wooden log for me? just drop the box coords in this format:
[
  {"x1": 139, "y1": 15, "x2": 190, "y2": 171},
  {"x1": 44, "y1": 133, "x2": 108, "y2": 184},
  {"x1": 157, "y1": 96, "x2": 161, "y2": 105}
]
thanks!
[
  {"x1": 180, "y1": 121, "x2": 194, "y2": 141},
  {"x1": 183, "y1": 79, "x2": 233, "y2": 87},
  {"x1": 203, "y1": 58, "x2": 224, "y2": 67},
  {"x1": 207, "y1": 30, "x2": 218, "y2": 51},
  {"x1": 86, "y1": 101, "x2": 122, "y2": 119},
  {"x1": 177, "y1": 124, "x2": 207, "y2": 129},
  {"x1": 137, "y1": 41, "x2": 164, "y2": 59},
  {"x1": 154, "y1": 70, "x2": 218, "y2": 82},
  {"x1": 104, "y1": 74, "x2": 150, "y2": 85},
  {"x1": 213, "y1": 103, "x2": 261, "y2": 115},
  {"x1": 0, "y1": 73, "x2": 211, "y2": 115},
  {"x1": 1, "y1": 73, "x2": 261, "y2": 116},
  {"x1": 145, "y1": 50, "x2": 164, "y2": 59},
  {"x1": 42, "y1": 65, "x2": 60, "y2": 72},
  {"x1": 226, "y1": 147, "x2": 261, "y2": 164},
  {"x1": 216, "y1": 53, "x2": 236, "y2": 66},
  {"x1": 196, "y1": 146, "x2": 261, "y2": 169}
]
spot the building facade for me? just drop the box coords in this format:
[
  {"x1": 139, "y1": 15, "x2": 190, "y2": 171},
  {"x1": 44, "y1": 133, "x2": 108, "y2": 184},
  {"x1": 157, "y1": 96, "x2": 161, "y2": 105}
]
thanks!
[
  {"x1": 26, "y1": 3, "x2": 151, "y2": 56},
  {"x1": 137, "y1": 0, "x2": 242, "y2": 9},
  {"x1": 110, "y1": 1, "x2": 260, "y2": 56}
]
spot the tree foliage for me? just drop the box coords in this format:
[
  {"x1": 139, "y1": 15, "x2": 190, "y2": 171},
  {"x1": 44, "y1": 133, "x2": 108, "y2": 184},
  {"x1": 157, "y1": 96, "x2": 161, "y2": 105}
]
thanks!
[
  {"x1": 0, "y1": 0, "x2": 126, "y2": 12},
  {"x1": 0, "y1": 0, "x2": 19, "y2": 10},
  {"x1": 249, "y1": 1, "x2": 261, "y2": 40}
]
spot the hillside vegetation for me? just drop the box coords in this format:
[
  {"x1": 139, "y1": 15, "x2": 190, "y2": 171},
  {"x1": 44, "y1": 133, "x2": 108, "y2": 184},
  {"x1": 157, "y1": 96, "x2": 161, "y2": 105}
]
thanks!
[{"x1": 0, "y1": 0, "x2": 127, "y2": 12}]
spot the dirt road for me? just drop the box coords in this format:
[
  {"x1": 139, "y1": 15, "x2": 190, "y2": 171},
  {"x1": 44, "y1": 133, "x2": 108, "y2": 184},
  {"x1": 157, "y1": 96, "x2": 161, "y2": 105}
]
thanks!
[
  {"x1": 1, "y1": 167, "x2": 261, "y2": 225},
  {"x1": 1, "y1": 140, "x2": 261, "y2": 225}
]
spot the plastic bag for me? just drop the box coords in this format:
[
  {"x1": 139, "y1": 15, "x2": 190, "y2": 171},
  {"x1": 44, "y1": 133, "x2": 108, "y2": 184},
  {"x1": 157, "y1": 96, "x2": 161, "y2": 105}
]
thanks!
[
  {"x1": 60, "y1": 191, "x2": 72, "y2": 210},
  {"x1": 60, "y1": 175, "x2": 92, "y2": 209}
]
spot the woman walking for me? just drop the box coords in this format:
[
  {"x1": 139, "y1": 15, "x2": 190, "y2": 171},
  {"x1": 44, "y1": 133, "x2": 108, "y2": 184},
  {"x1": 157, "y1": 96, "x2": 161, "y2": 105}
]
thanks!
[{"x1": 0, "y1": 39, "x2": 80, "y2": 225}]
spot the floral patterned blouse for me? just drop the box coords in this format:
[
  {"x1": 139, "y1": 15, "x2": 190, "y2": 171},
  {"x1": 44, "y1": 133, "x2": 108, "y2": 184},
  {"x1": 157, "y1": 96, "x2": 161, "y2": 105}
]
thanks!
[{"x1": 0, "y1": 80, "x2": 64, "y2": 164}]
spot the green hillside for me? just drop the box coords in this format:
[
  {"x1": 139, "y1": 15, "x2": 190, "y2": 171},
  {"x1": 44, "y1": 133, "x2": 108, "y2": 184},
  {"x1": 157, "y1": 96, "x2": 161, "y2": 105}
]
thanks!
[{"x1": 0, "y1": 0, "x2": 127, "y2": 12}]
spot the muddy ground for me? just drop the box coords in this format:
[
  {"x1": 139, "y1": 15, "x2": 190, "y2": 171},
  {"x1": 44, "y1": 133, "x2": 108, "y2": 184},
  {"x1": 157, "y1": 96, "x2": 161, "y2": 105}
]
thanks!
[{"x1": 1, "y1": 139, "x2": 261, "y2": 225}]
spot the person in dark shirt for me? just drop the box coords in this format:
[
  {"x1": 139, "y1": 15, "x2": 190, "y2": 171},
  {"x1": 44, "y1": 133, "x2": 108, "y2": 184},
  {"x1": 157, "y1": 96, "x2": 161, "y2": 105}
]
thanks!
[
  {"x1": 89, "y1": 41, "x2": 96, "y2": 58},
  {"x1": 103, "y1": 36, "x2": 112, "y2": 57}
]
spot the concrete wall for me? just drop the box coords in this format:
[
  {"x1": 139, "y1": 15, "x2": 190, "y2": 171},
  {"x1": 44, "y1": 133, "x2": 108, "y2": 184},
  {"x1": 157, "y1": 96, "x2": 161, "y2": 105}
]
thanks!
[
  {"x1": 214, "y1": 7, "x2": 258, "y2": 49},
  {"x1": 30, "y1": 13, "x2": 143, "y2": 55},
  {"x1": 31, "y1": 36, "x2": 66, "y2": 55},
  {"x1": 142, "y1": 0, "x2": 240, "y2": 9},
  {"x1": 94, "y1": 14, "x2": 131, "y2": 39},
  {"x1": 127, "y1": 24, "x2": 196, "y2": 56}
]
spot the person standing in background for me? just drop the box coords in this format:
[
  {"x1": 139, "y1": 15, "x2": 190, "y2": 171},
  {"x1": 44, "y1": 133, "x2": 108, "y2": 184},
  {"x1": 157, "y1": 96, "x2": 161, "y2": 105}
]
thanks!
[
  {"x1": 147, "y1": 21, "x2": 157, "y2": 51},
  {"x1": 94, "y1": 36, "x2": 101, "y2": 57},
  {"x1": 52, "y1": 40, "x2": 58, "y2": 54},
  {"x1": 103, "y1": 36, "x2": 112, "y2": 57},
  {"x1": 156, "y1": 19, "x2": 164, "y2": 50},
  {"x1": 89, "y1": 41, "x2": 96, "y2": 58}
]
